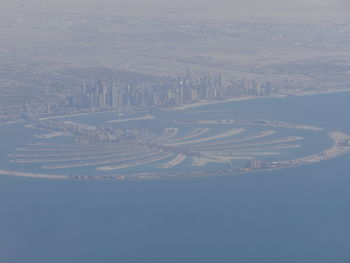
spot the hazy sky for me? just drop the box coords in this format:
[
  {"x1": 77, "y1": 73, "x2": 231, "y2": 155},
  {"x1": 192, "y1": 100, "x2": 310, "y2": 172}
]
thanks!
[{"x1": 1, "y1": 0, "x2": 349, "y2": 20}]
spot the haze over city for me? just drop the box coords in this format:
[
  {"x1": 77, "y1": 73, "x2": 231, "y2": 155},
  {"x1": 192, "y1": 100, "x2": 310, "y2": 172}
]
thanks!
[
  {"x1": 1, "y1": 0, "x2": 350, "y2": 262},
  {"x1": 1, "y1": 0, "x2": 350, "y2": 19}
]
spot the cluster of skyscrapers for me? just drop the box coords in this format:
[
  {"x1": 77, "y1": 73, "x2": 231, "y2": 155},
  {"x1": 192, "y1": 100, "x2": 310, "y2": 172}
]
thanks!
[{"x1": 68, "y1": 73, "x2": 275, "y2": 109}]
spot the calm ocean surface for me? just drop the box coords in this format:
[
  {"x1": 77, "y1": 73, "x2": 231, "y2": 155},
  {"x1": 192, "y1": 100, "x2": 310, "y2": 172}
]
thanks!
[{"x1": 1, "y1": 92, "x2": 350, "y2": 263}]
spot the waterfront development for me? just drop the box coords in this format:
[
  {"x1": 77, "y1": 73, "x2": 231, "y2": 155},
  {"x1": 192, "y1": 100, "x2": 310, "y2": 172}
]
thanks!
[
  {"x1": 1, "y1": 5, "x2": 350, "y2": 263},
  {"x1": 2, "y1": 88, "x2": 350, "y2": 263},
  {"x1": 1, "y1": 92, "x2": 350, "y2": 180}
]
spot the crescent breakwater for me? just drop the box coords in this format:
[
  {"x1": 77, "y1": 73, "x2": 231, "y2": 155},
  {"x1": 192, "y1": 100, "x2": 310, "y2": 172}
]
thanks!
[
  {"x1": 0, "y1": 133, "x2": 348, "y2": 180},
  {"x1": 174, "y1": 119, "x2": 323, "y2": 131},
  {"x1": 1, "y1": 92, "x2": 349, "y2": 181},
  {"x1": 0, "y1": 170, "x2": 68, "y2": 180},
  {"x1": 1, "y1": 129, "x2": 350, "y2": 180}
]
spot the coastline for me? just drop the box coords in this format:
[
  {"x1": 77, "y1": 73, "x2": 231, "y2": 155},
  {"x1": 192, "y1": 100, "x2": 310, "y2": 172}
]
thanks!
[
  {"x1": 33, "y1": 87, "x2": 350, "y2": 121},
  {"x1": 166, "y1": 88, "x2": 350, "y2": 111},
  {"x1": 0, "y1": 170, "x2": 68, "y2": 180},
  {"x1": 168, "y1": 95, "x2": 285, "y2": 111},
  {"x1": 1, "y1": 129, "x2": 349, "y2": 181},
  {"x1": 1, "y1": 89, "x2": 350, "y2": 181}
]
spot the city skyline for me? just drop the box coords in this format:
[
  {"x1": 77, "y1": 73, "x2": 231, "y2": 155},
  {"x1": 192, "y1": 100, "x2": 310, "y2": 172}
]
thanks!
[{"x1": 1, "y1": 1, "x2": 350, "y2": 263}]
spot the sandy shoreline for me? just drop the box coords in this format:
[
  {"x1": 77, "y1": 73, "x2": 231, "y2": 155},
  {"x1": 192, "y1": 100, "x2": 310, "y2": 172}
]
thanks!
[
  {"x1": 1, "y1": 89, "x2": 350, "y2": 180},
  {"x1": 164, "y1": 128, "x2": 245, "y2": 146},
  {"x1": 159, "y1": 154, "x2": 187, "y2": 169},
  {"x1": 38, "y1": 110, "x2": 125, "y2": 121},
  {"x1": 0, "y1": 170, "x2": 67, "y2": 179},
  {"x1": 0, "y1": 129, "x2": 349, "y2": 180},
  {"x1": 167, "y1": 88, "x2": 350, "y2": 111},
  {"x1": 273, "y1": 131, "x2": 350, "y2": 166},
  {"x1": 168, "y1": 95, "x2": 285, "y2": 111},
  {"x1": 34, "y1": 88, "x2": 350, "y2": 122},
  {"x1": 106, "y1": 114, "x2": 154, "y2": 123}
]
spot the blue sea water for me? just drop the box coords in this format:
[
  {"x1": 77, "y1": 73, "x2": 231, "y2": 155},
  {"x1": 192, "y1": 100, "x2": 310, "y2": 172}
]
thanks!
[{"x1": 1, "y1": 92, "x2": 350, "y2": 263}]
